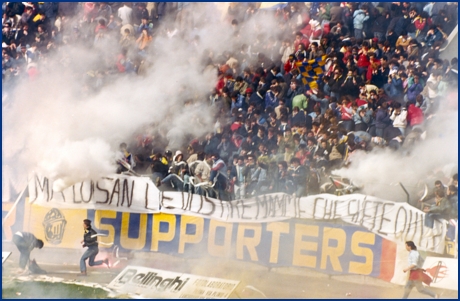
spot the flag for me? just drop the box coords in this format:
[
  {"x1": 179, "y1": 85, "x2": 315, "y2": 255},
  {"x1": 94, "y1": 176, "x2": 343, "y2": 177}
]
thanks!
[{"x1": 295, "y1": 55, "x2": 327, "y2": 91}]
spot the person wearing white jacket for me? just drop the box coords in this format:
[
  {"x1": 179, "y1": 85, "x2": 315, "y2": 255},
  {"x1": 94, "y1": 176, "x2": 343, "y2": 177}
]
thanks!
[
  {"x1": 390, "y1": 102, "x2": 408, "y2": 135},
  {"x1": 279, "y1": 39, "x2": 294, "y2": 66},
  {"x1": 425, "y1": 71, "x2": 443, "y2": 112},
  {"x1": 426, "y1": 70, "x2": 442, "y2": 100}
]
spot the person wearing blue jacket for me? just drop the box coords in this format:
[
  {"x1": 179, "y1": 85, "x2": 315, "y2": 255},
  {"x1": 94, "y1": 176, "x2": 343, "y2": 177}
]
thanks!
[
  {"x1": 288, "y1": 157, "x2": 307, "y2": 197},
  {"x1": 308, "y1": 90, "x2": 329, "y2": 115},
  {"x1": 375, "y1": 102, "x2": 392, "y2": 138},
  {"x1": 353, "y1": 4, "x2": 369, "y2": 39},
  {"x1": 405, "y1": 75, "x2": 424, "y2": 104},
  {"x1": 383, "y1": 72, "x2": 403, "y2": 100},
  {"x1": 423, "y1": 25, "x2": 444, "y2": 48},
  {"x1": 78, "y1": 219, "x2": 109, "y2": 276}
]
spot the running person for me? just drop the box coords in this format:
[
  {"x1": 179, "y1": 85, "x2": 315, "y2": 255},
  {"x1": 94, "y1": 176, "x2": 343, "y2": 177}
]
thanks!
[
  {"x1": 402, "y1": 241, "x2": 439, "y2": 299},
  {"x1": 78, "y1": 219, "x2": 109, "y2": 276}
]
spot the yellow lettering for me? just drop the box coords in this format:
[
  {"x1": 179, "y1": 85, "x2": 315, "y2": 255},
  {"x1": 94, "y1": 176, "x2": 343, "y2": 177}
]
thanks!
[
  {"x1": 178, "y1": 216, "x2": 204, "y2": 253},
  {"x1": 207, "y1": 219, "x2": 233, "y2": 257},
  {"x1": 320, "y1": 227, "x2": 346, "y2": 272},
  {"x1": 151, "y1": 213, "x2": 176, "y2": 251},
  {"x1": 120, "y1": 213, "x2": 147, "y2": 250},
  {"x1": 236, "y1": 223, "x2": 262, "y2": 261},
  {"x1": 292, "y1": 224, "x2": 318, "y2": 267},
  {"x1": 266, "y1": 222, "x2": 290, "y2": 263},
  {"x1": 94, "y1": 210, "x2": 117, "y2": 248},
  {"x1": 349, "y1": 231, "x2": 375, "y2": 275}
]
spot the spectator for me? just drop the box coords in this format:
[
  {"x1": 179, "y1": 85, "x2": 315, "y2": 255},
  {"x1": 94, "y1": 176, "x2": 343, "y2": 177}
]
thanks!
[
  {"x1": 158, "y1": 151, "x2": 189, "y2": 191},
  {"x1": 190, "y1": 154, "x2": 210, "y2": 195},
  {"x1": 373, "y1": 10, "x2": 391, "y2": 41},
  {"x1": 271, "y1": 160, "x2": 287, "y2": 193},
  {"x1": 288, "y1": 157, "x2": 307, "y2": 197},
  {"x1": 384, "y1": 71, "x2": 403, "y2": 101},
  {"x1": 116, "y1": 142, "x2": 135, "y2": 173},
  {"x1": 424, "y1": 189, "x2": 452, "y2": 228},
  {"x1": 290, "y1": 106, "x2": 306, "y2": 127},
  {"x1": 150, "y1": 153, "x2": 169, "y2": 184},
  {"x1": 2, "y1": 23, "x2": 16, "y2": 46},
  {"x1": 339, "y1": 97, "x2": 354, "y2": 132},
  {"x1": 389, "y1": 102, "x2": 407, "y2": 136},
  {"x1": 328, "y1": 134, "x2": 345, "y2": 170},
  {"x1": 133, "y1": 3, "x2": 149, "y2": 27},
  {"x1": 423, "y1": 25, "x2": 444, "y2": 48},
  {"x1": 447, "y1": 185, "x2": 458, "y2": 219},
  {"x1": 425, "y1": 71, "x2": 443, "y2": 112},
  {"x1": 119, "y1": 28, "x2": 135, "y2": 49},
  {"x1": 118, "y1": 3, "x2": 133, "y2": 26},
  {"x1": 396, "y1": 30, "x2": 412, "y2": 52},
  {"x1": 136, "y1": 28, "x2": 152, "y2": 53},
  {"x1": 375, "y1": 102, "x2": 392, "y2": 138},
  {"x1": 285, "y1": 79, "x2": 305, "y2": 110},
  {"x1": 405, "y1": 75, "x2": 424, "y2": 104},
  {"x1": 330, "y1": 22, "x2": 348, "y2": 40},
  {"x1": 243, "y1": 153, "x2": 259, "y2": 197},
  {"x1": 342, "y1": 70, "x2": 359, "y2": 97},
  {"x1": 353, "y1": 4, "x2": 369, "y2": 39},
  {"x1": 209, "y1": 153, "x2": 229, "y2": 199},
  {"x1": 137, "y1": 17, "x2": 152, "y2": 36},
  {"x1": 329, "y1": 3, "x2": 343, "y2": 29},
  {"x1": 230, "y1": 156, "x2": 246, "y2": 199},
  {"x1": 308, "y1": 42, "x2": 324, "y2": 60},
  {"x1": 353, "y1": 107, "x2": 370, "y2": 132},
  {"x1": 97, "y1": 3, "x2": 113, "y2": 21},
  {"x1": 192, "y1": 154, "x2": 212, "y2": 192}
]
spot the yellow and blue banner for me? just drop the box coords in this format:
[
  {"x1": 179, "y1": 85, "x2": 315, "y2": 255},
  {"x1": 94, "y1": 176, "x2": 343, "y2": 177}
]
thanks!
[
  {"x1": 296, "y1": 55, "x2": 327, "y2": 91},
  {"x1": 7, "y1": 200, "x2": 396, "y2": 281}
]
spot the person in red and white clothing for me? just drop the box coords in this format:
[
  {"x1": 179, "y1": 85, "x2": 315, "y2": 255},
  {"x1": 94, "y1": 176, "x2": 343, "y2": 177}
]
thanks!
[
  {"x1": 339, "y1": 97, "x2": 354, "y2": 132},
  {"x1": 402, "y1": 241, "x2": 438, "y2": 299}
]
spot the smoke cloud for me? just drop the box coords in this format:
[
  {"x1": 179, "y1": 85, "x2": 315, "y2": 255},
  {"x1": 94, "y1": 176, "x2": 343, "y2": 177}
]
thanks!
[
  {"x1": 334, "y1": 89, "x2": 458, "y2": 203},
  {"x1": 2, "y1": 3, "x2": 288, "y2": 196}
]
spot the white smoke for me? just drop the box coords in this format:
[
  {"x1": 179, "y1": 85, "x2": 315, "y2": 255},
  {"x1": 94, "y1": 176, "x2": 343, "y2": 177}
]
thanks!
[
  {"x1": 334, "y1": 90, "x2": 458, "y2": 202},
  {"x1": 2, "y1": 3, "x2": 287, "y2": 196}
]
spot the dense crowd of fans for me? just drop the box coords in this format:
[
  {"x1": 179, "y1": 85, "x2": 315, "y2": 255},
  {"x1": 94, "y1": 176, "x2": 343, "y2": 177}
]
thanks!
[{"x1": 2, "y1": 2, "x2": 458, "y2": 224}]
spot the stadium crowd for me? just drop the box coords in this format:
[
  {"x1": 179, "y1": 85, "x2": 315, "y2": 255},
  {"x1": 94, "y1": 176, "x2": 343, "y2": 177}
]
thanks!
[{"x1": 2, "y1": 2, "x2": 458, "y2": 223}]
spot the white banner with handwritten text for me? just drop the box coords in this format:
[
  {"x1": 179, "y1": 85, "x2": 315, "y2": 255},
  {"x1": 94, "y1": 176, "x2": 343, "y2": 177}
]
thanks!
[
  {"x1": 28, "y1": 174, "x2": 160, "y2": 213},
  {"x1": 29, "y1": 175, "x2": 446, "y2": 253}
]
